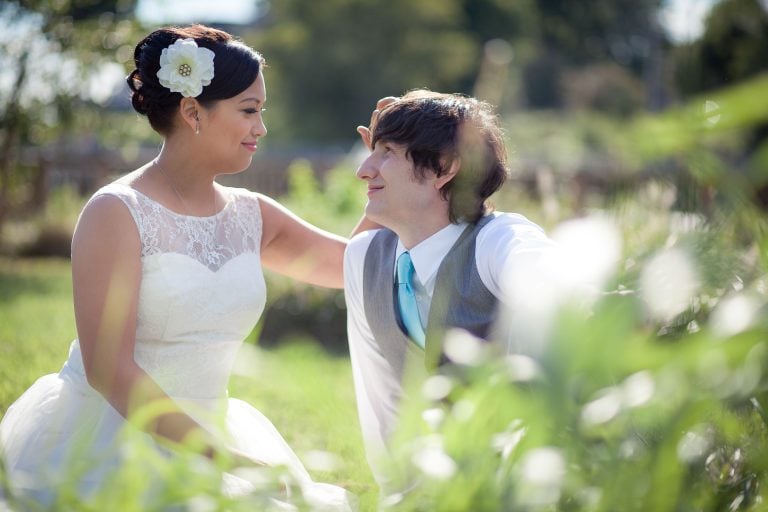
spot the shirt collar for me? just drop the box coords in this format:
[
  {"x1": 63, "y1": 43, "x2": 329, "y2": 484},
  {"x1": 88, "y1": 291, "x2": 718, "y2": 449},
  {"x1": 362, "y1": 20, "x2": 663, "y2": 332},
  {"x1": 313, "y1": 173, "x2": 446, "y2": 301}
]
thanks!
[{"x1": 395, "y1": 222, "x2": 467, "y2": 286}]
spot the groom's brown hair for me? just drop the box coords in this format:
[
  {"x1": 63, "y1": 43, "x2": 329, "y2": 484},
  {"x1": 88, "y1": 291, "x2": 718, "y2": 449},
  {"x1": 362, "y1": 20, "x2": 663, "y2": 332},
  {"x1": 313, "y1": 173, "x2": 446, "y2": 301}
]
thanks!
[{"x1": 371, "y1": 90, "x2": 509, "y2": 223}]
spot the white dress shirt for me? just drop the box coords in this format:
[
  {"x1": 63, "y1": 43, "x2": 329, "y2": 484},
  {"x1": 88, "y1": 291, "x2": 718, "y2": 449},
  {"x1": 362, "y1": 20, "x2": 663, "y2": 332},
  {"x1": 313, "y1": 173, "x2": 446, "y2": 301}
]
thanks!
[{"x1": 343, "y1": 212, "x2": 555, "y2": 486}]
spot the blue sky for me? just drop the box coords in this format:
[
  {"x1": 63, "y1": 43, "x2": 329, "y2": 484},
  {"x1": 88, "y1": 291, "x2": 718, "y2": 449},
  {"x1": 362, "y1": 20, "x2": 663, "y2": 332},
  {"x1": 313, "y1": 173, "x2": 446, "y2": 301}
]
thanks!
[
  {"x1": 136, "y1": 0, "x2": 263, "y2": 25},
  {"x1": 658, "y1": 0, "x2": 721, "y2": 42},
  {"x1": 136, "y1": 0, "x2": 721, "y2": 43}
]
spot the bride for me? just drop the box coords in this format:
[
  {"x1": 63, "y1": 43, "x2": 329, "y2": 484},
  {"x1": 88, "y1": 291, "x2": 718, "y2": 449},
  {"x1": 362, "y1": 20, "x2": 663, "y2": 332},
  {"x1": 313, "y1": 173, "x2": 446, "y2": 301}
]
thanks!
[{"x1": 0, "y1": 24, "x2": 362, "y2": 510}]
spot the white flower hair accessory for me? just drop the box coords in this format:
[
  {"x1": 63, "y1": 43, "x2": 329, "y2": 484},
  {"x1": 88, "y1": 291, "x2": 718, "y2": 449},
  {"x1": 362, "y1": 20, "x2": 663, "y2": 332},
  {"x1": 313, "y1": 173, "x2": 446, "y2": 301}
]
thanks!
[{"x1": 156, "y1": 38, "x2": 215, "y2": 98}]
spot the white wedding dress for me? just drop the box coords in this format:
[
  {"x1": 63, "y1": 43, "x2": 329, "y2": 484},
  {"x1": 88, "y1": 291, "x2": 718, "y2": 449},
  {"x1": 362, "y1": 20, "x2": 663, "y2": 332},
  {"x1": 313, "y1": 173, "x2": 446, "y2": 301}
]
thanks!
[{"x1": 0, "y1": 183, "x2": 354, "y2": 510}]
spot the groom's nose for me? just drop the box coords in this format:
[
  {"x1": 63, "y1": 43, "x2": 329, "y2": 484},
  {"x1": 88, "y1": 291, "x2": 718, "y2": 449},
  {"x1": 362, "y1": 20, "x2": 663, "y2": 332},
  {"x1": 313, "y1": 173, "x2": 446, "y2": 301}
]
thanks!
[{"x1": 356, "y1": 154, "x2": 378, "y2": 180}]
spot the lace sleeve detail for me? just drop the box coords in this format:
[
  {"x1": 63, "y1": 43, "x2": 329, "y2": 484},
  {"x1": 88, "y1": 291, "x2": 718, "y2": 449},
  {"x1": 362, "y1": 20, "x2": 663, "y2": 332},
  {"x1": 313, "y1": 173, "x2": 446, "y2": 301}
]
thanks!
[{"x1": 226, "y1": 188, "x2": 263, "y2": 256}]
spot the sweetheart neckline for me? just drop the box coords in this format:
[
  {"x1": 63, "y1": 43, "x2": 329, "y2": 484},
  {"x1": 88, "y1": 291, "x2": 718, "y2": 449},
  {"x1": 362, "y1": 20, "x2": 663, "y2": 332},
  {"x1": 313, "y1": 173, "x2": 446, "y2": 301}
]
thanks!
[{"x1": 142, "y1": 251, "x2": 261, "y2": 274}]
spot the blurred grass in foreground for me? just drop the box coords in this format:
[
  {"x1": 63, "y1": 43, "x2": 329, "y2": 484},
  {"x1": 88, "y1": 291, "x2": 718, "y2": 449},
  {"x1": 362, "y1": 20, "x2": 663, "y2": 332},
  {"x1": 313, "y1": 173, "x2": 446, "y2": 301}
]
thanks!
[{"x1": 373, "y1": 75, "x2": 768, "y2": 511}]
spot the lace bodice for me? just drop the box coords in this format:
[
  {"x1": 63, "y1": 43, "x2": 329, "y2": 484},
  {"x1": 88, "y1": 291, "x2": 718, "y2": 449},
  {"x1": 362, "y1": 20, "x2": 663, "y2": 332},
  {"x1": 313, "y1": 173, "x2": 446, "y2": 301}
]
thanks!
[
  {"x1": 65, "y1": 183, "x2": 267, "y2": 402},
  {"x1": 107, "y1": 183, "x2": 263, "y2": 271}
]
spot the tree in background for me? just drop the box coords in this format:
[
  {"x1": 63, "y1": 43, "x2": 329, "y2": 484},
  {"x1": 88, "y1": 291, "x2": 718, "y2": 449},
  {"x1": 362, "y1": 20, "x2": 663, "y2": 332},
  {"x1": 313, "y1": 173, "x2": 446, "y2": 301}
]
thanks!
[
  {"x1": 0, "y1": 0, "x2": 140, "y2": 236},
  {"x1": 671, "y1": 0, "x2": 768, "y2": 210},
  {"x1": 245, "y1": 0, "x2": 477, "y2": 144},
  {"x1": 523, "y1": 0, "x2": 666, "y2": 111},
  {"x1": 243, "y1": 0, "x2": 667, "y2": 145},
  {"x1": 674, "y1": 0, "x2": 768, "y2": 96}
]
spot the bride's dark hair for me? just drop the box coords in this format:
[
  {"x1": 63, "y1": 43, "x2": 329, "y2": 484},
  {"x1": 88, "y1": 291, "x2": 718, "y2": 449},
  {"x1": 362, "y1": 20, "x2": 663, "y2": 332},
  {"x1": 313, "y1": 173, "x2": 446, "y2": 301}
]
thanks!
[{"x1": 127, "y1": 24, "x2": 265, "y2": 135}]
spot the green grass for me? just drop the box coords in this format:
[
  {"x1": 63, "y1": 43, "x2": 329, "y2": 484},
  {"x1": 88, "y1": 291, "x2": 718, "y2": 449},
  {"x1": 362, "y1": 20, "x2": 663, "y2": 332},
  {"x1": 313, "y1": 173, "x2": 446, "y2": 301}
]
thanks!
[
  {"x1": 0, "y1": 257, "x2": 76, "y2": 411},
  {"x1": 229, "y1": 340, "x2": 379, "y2": 508},
  {"x1": 0, "y1": 257, "x2": 378, "y2": 510}
]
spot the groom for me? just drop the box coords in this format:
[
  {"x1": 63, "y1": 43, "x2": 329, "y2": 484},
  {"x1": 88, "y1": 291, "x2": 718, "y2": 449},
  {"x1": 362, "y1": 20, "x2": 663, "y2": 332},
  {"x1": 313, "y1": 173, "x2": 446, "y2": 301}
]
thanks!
[{"x1": 343, "y1": 90, "x2": 554, "y2": 486}]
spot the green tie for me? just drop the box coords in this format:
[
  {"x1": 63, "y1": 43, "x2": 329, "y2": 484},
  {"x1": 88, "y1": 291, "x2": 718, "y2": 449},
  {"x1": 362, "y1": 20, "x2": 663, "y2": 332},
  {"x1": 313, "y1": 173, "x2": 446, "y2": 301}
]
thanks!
[{"x1": 396, "y1": 251, "x2": 426, "y2": 349}]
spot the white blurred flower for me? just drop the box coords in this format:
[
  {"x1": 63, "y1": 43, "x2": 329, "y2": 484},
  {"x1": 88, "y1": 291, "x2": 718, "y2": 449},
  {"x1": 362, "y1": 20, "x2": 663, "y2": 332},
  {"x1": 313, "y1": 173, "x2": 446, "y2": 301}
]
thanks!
[
  {"x1": 421, "y1": 374, "x2": 453, "y2": 401},
  {"x1": 621, "y1": 371, "x2": 655, "y2": 408},
  {"x1": 516, "y1": 447, "x2": 566, "y2": 507},
  {"x1": 640, "y1": 248, "x2": 699, "y2": 321},
  {"x1": 157, "y1": 38, "x2": 215, "y2": 97},
  {"x1": 677, "y1": 426, "x2": 713, "y2": 464},
  {"x1": 503, "y1": 354, "x2": 542, "y2": 383},
  {"x1": 710, "y1": 293, "x2": 760, "y2": 337},
  {"x1": 582, "y1": 372, "x2": 655, "y2": 428},
  {"x1": 451, "y1": 399, "x2": 476, "y2": 422},
  {"x1": 501, "y1": 214, "x2": 621, "y2": 357},
  {"x1": 411, "y1": 439, "x2": 457, "y2": 480},
  {"x1": 581, "y1": 388, "x2": 623, "y2": 426},
  {"x1": 422, "y1": 408, "x2": 446, "y2": 431},
  {"x1": 443, "y1": 329, "x2": 485, "y2": 365},
  {"x1": 619, "y1": 437, "x2": 643, "y2": 459},
  {"x1": 549, "y1": 215, "x2": 622, "y2": 293}
]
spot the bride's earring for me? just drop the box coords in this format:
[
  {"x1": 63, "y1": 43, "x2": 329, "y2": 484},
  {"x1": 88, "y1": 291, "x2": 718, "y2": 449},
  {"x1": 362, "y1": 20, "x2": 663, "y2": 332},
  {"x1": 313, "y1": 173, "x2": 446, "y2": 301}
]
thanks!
[{"x1": 194, "y1": 114, "x2": 200, "y2": 135}]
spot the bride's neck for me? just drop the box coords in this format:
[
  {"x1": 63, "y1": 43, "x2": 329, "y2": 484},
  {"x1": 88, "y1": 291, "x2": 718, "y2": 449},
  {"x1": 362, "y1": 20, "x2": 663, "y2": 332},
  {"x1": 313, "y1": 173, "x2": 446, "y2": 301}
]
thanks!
[{"x1": 153, "y1": 144, "x2": 217, "y2": 198}]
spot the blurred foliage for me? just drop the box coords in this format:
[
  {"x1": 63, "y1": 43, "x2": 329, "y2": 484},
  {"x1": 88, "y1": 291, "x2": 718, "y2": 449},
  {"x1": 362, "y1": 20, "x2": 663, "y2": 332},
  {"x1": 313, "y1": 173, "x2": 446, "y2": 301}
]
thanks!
[
  {"x1": 247, "y1": 0, "x2": 478, "y2": 143},
  {"x1": 0, "y1": 1, "x2": 143, "y2": 234},
  {"x1": 670, "y1": 0, "x2": 768, "y2": 208},
  {"x1": 534, "y1": 0, "x2": 663, "y2": 69},
  {"x1": 17, "y1": 185, "x2": 83, "y2": 258},
  {"x1": 673, "y1": 0, "x2": 768, "y2": 97},
  {"x1": 370, "y1": 64, "x2": 768, "y2": 512},
  {"x1": 0, "y1": 184, "x2": 85, "y2": 257},
  {"x1": 561, "y1": 63, "x2": 647, "y2": 117},
  {"x1": 279, "y1": 158, "x2": 366, "y2": 234},
  {"x1": 244, "y1": 0, "x2": 667, "y2": 143},
  {"x1": 382, "y1": 312, "x2": 768, "y2": 511}
]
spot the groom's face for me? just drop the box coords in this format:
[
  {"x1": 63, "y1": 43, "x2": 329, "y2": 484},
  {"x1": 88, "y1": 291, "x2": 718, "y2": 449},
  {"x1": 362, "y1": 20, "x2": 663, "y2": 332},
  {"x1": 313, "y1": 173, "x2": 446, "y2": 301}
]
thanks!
[{"x1": 356, "y1": 140, "x2": 443, "y2": 230}]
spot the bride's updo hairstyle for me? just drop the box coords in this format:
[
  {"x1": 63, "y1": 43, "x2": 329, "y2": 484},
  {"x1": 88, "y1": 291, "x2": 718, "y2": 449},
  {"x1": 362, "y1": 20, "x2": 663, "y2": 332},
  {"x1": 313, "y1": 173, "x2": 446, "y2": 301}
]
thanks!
[{"x1": 127, "y1": 24, "x2": 264, "y2": 135}]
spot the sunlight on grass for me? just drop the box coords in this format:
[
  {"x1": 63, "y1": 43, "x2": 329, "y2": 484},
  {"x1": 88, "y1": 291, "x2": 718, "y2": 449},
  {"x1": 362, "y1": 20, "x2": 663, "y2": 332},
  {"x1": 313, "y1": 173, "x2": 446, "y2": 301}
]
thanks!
[
  {"x1": 230, "y1": 339, "x2": 378, "y2": 508},
  {"x1": 0, "y1": 257, "x2": 75, "y2": 414}
]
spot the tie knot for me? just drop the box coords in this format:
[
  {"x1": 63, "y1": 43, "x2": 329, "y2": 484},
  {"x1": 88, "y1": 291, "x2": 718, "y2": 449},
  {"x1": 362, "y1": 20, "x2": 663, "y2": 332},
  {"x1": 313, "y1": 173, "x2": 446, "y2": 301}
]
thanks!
[{"x1": 396, "y1": 251, "x2": 414, "y2": 285}]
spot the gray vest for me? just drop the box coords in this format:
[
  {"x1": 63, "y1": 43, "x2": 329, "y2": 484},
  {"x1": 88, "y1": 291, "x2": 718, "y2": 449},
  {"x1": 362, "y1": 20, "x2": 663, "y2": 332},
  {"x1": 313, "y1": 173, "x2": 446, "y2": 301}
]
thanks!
[{"x1": 362, "y1": 215, "x2": 498, "y2": 377}]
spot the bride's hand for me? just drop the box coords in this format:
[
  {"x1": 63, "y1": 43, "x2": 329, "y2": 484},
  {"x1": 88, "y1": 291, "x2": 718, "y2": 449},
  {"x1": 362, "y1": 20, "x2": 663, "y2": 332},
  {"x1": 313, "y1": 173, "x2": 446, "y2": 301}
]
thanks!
[{"x1": 356, "y1": 96, "x2": 399, "y2": 150}]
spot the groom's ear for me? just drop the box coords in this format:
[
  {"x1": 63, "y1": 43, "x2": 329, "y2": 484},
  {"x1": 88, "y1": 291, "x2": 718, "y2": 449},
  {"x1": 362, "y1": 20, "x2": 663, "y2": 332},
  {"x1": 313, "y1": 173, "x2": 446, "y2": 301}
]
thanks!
[{"x1": 434, "y1": 158, "x2": 460, "y2": 191}]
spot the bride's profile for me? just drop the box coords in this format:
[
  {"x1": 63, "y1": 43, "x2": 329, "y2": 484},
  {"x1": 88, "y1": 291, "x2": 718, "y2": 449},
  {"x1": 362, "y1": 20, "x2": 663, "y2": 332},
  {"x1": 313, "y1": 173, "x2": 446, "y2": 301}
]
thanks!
[{"x1": 0, "y1": 24, "x2": 356, "y2": 510}]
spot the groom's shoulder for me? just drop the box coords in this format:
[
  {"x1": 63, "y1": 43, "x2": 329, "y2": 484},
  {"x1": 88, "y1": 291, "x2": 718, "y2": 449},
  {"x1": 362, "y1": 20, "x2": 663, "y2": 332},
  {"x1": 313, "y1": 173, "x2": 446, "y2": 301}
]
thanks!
[
  {"x1": 481, "y1": 212, "x2": 550, "y2": 241},
  {"x1": 345, "y1": 229, "x2": 385, "y2": 265}
]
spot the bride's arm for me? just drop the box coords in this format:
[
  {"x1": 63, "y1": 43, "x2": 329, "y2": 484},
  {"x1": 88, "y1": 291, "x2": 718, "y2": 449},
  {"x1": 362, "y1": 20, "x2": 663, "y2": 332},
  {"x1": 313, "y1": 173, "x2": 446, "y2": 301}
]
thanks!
[
  {"x1": 258, "y1": 194, "x2": 348, "y2": 289},
  {"x1": 71, "y1": 195, "x2": 248, "y2": 461}
]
